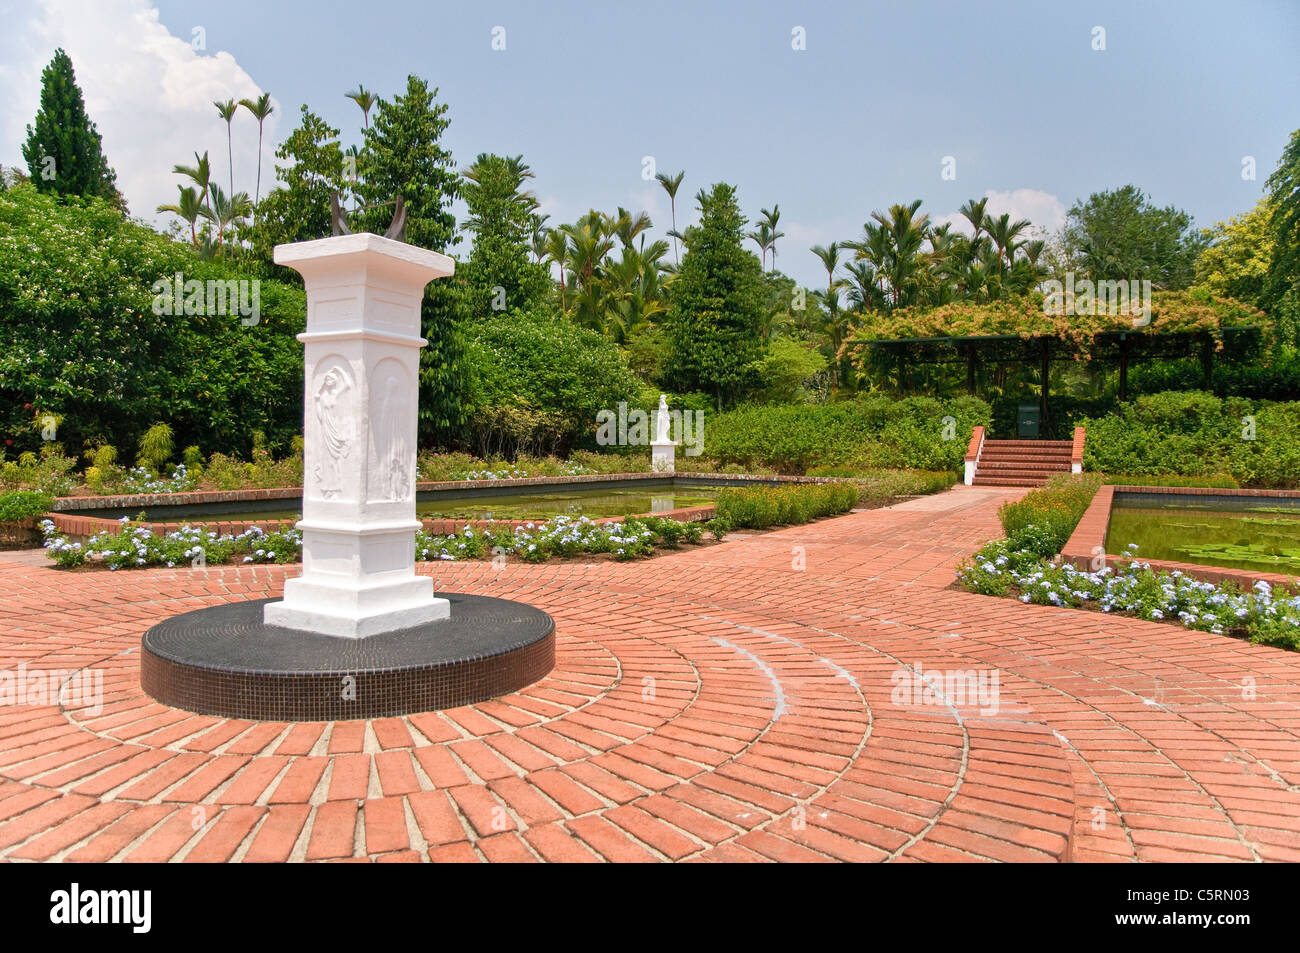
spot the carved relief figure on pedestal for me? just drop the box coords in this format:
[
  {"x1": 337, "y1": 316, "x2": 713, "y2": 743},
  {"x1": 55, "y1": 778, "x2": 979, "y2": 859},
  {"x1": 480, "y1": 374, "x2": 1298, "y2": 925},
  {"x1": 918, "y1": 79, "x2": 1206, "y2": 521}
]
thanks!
[
  {"x1": 371, "y1": 369, "x2": 411, "y2": 502},
  {"x1": 312, "y1": 364, "x2": 354, "y2": 499}
]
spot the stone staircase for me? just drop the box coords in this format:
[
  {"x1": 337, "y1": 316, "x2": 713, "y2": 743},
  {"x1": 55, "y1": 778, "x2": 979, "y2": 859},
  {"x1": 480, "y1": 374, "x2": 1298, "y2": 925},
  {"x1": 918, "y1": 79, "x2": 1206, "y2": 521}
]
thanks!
[{"x1": 971, "y1": 439, "x2": 1074, "y2": 487}]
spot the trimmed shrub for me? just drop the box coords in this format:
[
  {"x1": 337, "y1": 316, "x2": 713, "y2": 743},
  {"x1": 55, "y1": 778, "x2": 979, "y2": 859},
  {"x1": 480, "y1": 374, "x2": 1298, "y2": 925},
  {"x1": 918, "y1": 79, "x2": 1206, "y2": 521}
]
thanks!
[
  {"x1": 997, "y1": 473, "x2": 1103, "y2": 558},
  {"x1": 716, "y1": 482, "x2": 860, "y2": 529},
  {"x1": 1079, "y1": 391, "x2": 1300, "y2": 487},
  {"x1": 706, "y1": 395, "x2": 990, "y2": 474}
]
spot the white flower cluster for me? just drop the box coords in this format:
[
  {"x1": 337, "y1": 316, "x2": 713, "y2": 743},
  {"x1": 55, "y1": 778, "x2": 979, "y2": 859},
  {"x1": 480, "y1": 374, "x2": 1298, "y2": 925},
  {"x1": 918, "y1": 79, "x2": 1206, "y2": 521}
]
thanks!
[
  {"x1": 962, "y1": 540, "x2": 1300, "y2": 641},
  {"x1": 119, "y1": 464, "x2": 201, "y2": 495}
]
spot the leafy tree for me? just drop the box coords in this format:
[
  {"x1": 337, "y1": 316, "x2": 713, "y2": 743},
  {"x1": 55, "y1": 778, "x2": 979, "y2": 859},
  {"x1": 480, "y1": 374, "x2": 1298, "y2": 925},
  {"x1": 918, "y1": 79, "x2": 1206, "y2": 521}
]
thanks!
[
  {"x1": 751, "y1": 337, "x2": 828, "y2": 404},
  {"x1": 462, "y1": 308, "x2": 644, "y2": 456},
  {"x1": 251, "y1": 106, "x2": 345, "y2": 257},
  {"x1": 1264, "y1": 127, "x2": 1300, "y2": 318},
  {"x1": 1062, "y1": 185, "x2": 1207, "y2": 289},
  {"x1": 663, "y1": 182, "x2": 765, "y2": 409},
  {"x1": 356, "y1": 76, "x2": 467, "y2": 441},
  {"x1": 21, "y1": 49, "x2": 120, "y2": 207},
  {"x1": 1195, "y1": 199, "x2": 1275, "y2": 306},
  {"x1": 459, "y1": 153, "x2": 551, "y2": 319},
  {"x1": 0, "y1": 184, "x2": 305, "y2": 456}
]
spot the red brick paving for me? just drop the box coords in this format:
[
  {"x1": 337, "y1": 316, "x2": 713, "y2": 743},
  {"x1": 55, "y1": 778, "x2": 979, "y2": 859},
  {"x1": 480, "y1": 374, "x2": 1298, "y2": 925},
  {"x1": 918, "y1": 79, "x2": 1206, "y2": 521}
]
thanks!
[{"x1": 2, "y1": 485, "x2": 1300, "y2": 861}]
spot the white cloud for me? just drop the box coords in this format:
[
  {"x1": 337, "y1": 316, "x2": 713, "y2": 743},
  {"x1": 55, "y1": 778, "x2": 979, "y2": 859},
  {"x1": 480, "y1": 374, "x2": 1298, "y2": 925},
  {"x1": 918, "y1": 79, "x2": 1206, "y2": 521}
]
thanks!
[
  {"x1": 935, "y1": 188, "x2": 1066, "y2": 239},
  {"x1": 0, "y1": 0, "x2": 277, "y2": 222}
]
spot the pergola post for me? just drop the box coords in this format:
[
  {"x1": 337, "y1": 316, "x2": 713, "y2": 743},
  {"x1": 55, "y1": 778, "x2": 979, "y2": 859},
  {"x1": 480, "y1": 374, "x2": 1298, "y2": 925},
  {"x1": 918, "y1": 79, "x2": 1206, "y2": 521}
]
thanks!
[
  {"x1": 1039, "y1": 338, "x2": 1051, "y2": 433},
  {"x1": 1118, "y1": 334, "x2": 1130, "y2": 402}
]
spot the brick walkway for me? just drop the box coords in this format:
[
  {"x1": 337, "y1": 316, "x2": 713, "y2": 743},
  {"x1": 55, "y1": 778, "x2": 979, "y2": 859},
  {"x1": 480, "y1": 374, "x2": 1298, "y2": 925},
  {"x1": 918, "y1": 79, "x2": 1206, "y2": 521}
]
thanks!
[{"x1": 2, "y1": 485, "x2": 1299, "y2": 862}]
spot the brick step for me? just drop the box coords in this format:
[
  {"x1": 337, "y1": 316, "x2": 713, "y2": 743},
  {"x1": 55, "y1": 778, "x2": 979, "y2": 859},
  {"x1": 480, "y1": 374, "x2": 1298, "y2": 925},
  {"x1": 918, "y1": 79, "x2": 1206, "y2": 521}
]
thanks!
[
  {"x1": 979, "y1": 456, "x2": 1073, "y2": 466},
  {"x1": 978, "y1": 458, "x2": 1072, "y2": 468},
  {"x1": 973, "y1": 477, "x2": 1051, "y2": 487},
  {"x1": 977, "y1": 455, "x2": 1071, "y2": 465},
  {"x1": 977, "y1": 442, "x2": 1071, "y2": 449},
  {"x1": 977, "y1": 465, "x2": 1071, "y2": 475}
]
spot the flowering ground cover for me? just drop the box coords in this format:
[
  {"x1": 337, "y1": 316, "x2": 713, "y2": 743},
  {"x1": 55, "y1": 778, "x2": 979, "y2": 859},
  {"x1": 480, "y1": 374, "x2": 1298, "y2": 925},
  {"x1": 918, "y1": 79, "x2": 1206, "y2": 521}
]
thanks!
[{"x1": 39, "y1": 513, "x2": 733, "y2": 570}]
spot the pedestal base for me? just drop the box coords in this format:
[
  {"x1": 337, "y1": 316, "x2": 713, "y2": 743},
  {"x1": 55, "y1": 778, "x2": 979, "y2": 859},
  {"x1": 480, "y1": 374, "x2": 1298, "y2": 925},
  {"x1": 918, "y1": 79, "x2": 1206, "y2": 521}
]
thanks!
[
  {"x1": 264, "y1": 575, "x2": 449, "y2": 638},
  {"x1": 651, "y1": 440, "x2": 676, "y2": 474},
  {"x1": 141, "y1": 594, "x2": 555, "y2": 721}
]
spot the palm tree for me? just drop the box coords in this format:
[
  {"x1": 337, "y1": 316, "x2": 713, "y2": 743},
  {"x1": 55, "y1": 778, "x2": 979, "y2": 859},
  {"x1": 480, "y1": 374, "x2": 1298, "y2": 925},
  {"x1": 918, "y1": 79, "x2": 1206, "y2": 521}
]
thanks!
[
  {"x1": 747, "y1": 223, "x2": 773, "y2": 269},
  {"x1": 345, "y1": 85, "x2": 378, "y2": 128},
  {"x1": 843, "y1": 260, "x2": 880, "y2": 313},
  {"x1": 207, "y1": 183, "x2": 253, "y2": 251},
  {"x1": 173, "y1": 151, "x2": 213, "y2": 225},
  {"x1": 157, "y1": 185, "x2": 208, "y2": 246},
  {"x1": 870, "y1": 200, "x2": 930, "y2": 308},
  {"x1": 984, "y1": 212, "x2": 1031, "y2": 273},
  {"x1": 238, "y1": 93, "x2": 274, "y2": 208},
  {"x1": 959, "y1": 197, "x2": 989, "y2": 239},
  {"x1": 607, "y1": 207, "x2": 652, "y2": 248},
  {"x1": 760, "y1": 205, "x2": 783, "y2": 272},
  {"x1": 655, "y1": 170, "x2": 685, "y2": 264},
  {"x1": 530, "y1": 214, "x2": 550, "y2": 263},
  {"x1": 213, "y1": 99, "x2": 238, "y2": 196},
  {"x1": 543, "y1": 228, "x2": 571, "y2": 312},
  {"x1": 811, "y1": 241, "x2": 841, "y2": 296}
]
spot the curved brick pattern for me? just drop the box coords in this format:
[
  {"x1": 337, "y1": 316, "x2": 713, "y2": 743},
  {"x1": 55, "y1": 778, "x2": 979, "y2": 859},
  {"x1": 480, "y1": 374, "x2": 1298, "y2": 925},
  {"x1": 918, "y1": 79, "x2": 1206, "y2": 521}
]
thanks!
[{"x1": 2, "y1": 485, "x2": 1300, "y2": 862}]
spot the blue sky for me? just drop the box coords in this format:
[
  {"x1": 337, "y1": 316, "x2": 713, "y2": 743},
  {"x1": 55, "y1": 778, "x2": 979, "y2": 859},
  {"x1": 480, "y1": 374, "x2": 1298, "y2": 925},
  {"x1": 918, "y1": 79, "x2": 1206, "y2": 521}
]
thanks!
[{"x1": 4, "y1": 0, "x2": 1298, "y2": 288}]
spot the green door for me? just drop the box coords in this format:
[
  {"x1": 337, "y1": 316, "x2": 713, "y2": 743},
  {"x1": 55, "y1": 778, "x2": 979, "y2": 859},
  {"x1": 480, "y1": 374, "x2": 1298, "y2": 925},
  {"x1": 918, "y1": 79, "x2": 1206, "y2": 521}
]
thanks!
[{"x1": 1017, "y1": 404, "x2": 1040, "y2": 438}]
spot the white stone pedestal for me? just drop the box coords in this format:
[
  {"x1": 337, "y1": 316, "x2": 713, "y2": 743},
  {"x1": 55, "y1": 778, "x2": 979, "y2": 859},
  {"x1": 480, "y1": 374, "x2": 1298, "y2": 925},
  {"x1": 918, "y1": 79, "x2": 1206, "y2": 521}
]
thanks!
[
  {"x1": 651, "y1": 440, "x2": 676, "y2": 473},
  {"x1": 650, "y1": 394, "x2": 676, "y2": 474},
  {"x1": 263, "y1": 233, "x2": 454, "y2": 638}
]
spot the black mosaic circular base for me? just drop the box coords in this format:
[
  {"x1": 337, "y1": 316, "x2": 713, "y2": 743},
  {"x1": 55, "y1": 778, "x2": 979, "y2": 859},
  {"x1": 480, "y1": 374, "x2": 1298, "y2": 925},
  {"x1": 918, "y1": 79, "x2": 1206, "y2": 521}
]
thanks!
[{"x1": 140, "y1": 594, "x2": 554, "y2": 721}]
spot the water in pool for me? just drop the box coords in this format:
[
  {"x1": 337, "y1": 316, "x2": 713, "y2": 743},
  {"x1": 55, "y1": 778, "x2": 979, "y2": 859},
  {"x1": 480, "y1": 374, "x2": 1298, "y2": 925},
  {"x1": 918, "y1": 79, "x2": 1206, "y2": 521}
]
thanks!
[
  {"x1": 106, "y1": 486, "x2": 721, "y2": 524},
  {"x1": 1106, "y1": 498, "x2": 1300, "y2": 573}
]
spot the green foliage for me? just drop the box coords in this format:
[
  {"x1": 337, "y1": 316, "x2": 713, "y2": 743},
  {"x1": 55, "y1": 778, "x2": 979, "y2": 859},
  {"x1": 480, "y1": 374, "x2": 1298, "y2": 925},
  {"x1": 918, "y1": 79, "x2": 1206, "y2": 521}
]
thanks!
[
  {"x1": 663, "y1": 183, "x2": 765, "y2": 408},
  {"x1": 1264, "y1": 127, "x2": 1300, "y2": 314},
  {"x1": 1103, "y1": 473, "x2": 1239, "y2": 488},
  {"x1": 136, "y1": 423, "x2": 174, "y2": 472},
  {"x1": 1195, "y1": 199, "x2": 1275, "y2": 308},
  {"x1": 0, "y1": 446, "x2": 77, "y2": 495},
  {"x1": 0, "y1": 185, "x2": 306, "y2": 458},
  {"x1": 705, "y1": 516, "x2": 731, "y2": 540},
  {"x1": 716, "y1": 482, "x2": 859, "y2": 529},
  {"x1": 21, "y1": 49, "x2": 120, "y2": 206},
  {"x1": 706, "y1": 395, "x2": 990, "y2": 474},
  {"x1": 1080, "y1": 392, "x2": 1300, "y2": 487},
  {"x1": 997, "y1": 472, "x2": 1103, "y2": 557},
  {"x1": 459, "y1": 153, "x2": 551, "y2": 319},
  {"x1": 0, "y1": 489, "x2": 54, "y2": 523},
  {"x1": 462, "y1": 309, "x2": 644, "y2": 457},
  {"x1": 1062, "y1": 185, "x2": 1207, "y2": 290},
  {"x1": 751, "y1": 337, "x2": 828, "y2": 404},
  {"x1": 250, "y1": 106, "x2": 344, "y2": 255},
  {"x1": 357, "y1": 76, "x2": 467, "y2": 441}
]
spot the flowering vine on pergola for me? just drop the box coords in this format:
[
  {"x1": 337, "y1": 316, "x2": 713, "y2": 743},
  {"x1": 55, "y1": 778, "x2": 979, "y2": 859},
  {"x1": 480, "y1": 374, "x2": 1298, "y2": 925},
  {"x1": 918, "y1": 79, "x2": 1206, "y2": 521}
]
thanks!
[{"x1": 840, "y1": 291, "x2": 1267, "y2": 423}]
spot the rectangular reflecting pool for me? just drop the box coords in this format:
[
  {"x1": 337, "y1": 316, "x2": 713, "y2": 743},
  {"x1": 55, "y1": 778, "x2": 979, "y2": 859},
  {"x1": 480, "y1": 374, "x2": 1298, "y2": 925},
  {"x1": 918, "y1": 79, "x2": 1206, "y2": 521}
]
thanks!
[
  {"x1": 1106, "y1": 493, "x2": 1300, "y2": 573},
  {"x1": 63, "y1": 479, "x2": 732, "y2": 525}
]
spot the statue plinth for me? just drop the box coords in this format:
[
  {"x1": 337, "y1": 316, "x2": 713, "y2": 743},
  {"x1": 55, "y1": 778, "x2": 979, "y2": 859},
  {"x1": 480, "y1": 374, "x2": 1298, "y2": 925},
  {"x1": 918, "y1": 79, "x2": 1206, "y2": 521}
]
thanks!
[
  {"x1": 264, "y1": 233, "x2": 453, "y2": 638},
  {"x1": 650, "y1": 394, "x2": 676, "y2": 474}
]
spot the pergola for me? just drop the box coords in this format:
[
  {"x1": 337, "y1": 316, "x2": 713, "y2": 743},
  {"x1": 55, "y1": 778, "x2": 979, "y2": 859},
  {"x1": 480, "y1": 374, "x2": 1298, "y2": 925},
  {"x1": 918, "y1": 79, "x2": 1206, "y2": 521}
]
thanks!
[{"x1": 846, "y1": 325, "x2": 1263, "y2": 428}]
